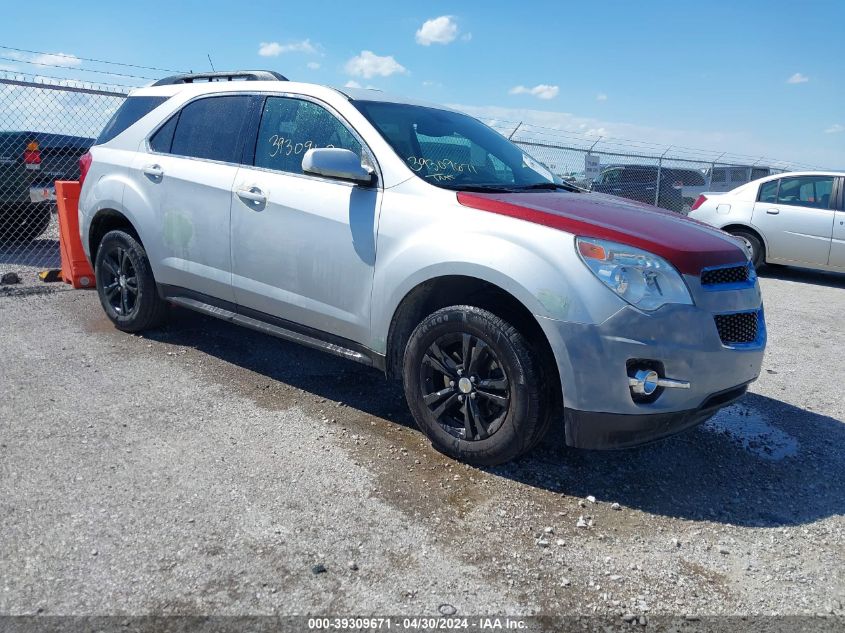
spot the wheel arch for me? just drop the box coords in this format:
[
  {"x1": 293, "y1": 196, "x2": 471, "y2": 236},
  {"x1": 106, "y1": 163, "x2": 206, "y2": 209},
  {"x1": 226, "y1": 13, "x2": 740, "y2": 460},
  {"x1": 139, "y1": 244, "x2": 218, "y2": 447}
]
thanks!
[
  {"x1": 720, "y1": 223, "x2": 768, "y2": 262},
  {"x1": 383, "y1": 274, "x2": 562, "y2": 412},
  {"x1": 88, "y1": 209, "x2": 141, "y2": 263}
]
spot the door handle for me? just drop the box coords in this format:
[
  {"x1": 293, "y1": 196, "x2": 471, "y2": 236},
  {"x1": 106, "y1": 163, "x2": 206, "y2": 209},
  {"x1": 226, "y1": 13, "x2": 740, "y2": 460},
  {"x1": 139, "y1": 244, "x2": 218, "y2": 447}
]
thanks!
[
  {"x1": 142, "y1": 164, "x2": 163, "y2": 179},
  {"x1": 236, "y1": 187, "x2": 267, "y2": 206},
  {"x1": 766, "y1": 208, "x2": 780, "y2": 215}
]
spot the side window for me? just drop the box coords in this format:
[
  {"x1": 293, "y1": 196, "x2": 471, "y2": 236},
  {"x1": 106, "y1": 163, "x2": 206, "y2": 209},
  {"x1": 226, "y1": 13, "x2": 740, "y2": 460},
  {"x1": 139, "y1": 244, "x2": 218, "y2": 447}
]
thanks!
[
  {"x1": 254, "y1": 97, "x2": 362, "y2": 175},
  {"x1": 600, "y1": 169, "x2": 619, "y2": 184},
  {"x1": 170, "y1": 95, "x2": 253, "y2": 163},
  {"x1": 776, "y1": 176, "x2": 834, "y2": 209},
  {"x1": 149, "y1": 114, "x2": 178, "y2": 153},
  {"x1": 730, "y1": 168, "x2": 748, "y2": 183},
  {"x1": 751, "y1": 168, "x2": 769, "y2": 180},
  {"x1": 758, "y1": 179, "x2": 779, "y2": 203},
  {"x1": 711, "y1": 168, "x2": 726, "y2": 184}
]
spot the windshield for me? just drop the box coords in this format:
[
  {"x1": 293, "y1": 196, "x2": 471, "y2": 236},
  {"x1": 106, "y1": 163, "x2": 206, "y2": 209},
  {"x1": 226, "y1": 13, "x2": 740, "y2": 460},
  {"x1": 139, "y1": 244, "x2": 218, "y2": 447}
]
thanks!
[{"x1": 352, "y1": 101, "x2": 555, "y2": 191}]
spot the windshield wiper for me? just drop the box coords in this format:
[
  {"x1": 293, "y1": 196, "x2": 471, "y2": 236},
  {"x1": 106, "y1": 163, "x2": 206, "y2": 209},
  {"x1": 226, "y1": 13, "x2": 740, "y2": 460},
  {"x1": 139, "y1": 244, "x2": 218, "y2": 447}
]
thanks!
[
  {"x1": 514, "y1": 182, "x2": 582, "y2": 193},
  {"x1": 439, "y1": 184, "x2": 520, "y2": 193}
]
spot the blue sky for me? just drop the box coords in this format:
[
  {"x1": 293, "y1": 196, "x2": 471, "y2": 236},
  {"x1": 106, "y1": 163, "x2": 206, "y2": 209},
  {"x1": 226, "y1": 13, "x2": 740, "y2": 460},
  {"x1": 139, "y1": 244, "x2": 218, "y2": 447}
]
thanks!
[{"x1": 2, "y1": 0, "x2": 844, "y2": 167}]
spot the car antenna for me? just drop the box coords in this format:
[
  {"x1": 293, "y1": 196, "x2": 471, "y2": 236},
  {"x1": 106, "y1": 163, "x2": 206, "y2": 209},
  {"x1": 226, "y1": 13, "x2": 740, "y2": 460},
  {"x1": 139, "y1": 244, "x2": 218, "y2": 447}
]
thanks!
[{"x1": 207, "y1": 54, "x2": 216, "y2": 72}]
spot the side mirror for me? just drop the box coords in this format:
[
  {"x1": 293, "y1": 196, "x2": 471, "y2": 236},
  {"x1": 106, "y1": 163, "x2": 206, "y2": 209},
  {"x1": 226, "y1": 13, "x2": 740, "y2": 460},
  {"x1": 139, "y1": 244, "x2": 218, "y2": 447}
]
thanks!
[{"x1": 302, "y1": 148, "x2": 374, "y2": 185}]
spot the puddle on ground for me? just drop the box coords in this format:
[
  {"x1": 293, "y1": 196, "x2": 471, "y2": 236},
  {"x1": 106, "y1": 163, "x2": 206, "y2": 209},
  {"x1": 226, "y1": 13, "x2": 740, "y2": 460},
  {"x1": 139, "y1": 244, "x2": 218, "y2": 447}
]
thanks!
[{"x1": 703, "y1": 403, "x2": 799, "y2": 461}]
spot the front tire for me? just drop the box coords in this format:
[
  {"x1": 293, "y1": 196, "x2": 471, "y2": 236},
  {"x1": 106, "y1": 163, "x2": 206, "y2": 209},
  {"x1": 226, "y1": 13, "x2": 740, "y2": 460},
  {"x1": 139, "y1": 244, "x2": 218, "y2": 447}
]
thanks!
[
  {"x1": 94, "y1": 230, "x2": 167, "y2": 332},
  {"x1": 402, "y1": 306, "x2": 548, "y2": 466},
  {"x1": 729, "y1": 228, "x2": 764, "y2": 269}
]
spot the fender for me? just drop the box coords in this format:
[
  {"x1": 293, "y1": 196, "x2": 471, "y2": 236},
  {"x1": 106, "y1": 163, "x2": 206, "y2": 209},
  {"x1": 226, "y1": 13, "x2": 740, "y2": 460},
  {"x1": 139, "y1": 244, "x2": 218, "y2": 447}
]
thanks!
[{"x1": 370, "y1": 197, "x2": 630, "y2": 406}]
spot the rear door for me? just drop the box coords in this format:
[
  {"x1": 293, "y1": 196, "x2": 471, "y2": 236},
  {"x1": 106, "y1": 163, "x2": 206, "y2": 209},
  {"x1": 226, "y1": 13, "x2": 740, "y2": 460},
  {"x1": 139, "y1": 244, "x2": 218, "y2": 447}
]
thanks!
[
  {"x1": 751, "y1": 175, "x2": 835, "y2": 266},
  {"x1": 128, "y1": 94, "x2": 257, "y2": 303},
  {"x1": 829, "y1": 177, "x2": 845, "y2": 269}
]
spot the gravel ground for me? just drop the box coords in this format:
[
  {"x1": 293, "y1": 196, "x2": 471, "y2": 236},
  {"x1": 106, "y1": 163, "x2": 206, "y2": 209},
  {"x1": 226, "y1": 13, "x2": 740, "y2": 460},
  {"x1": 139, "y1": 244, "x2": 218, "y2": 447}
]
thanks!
[{"x1": 1, "y1": 266, "x2": 843, "y2": 621}]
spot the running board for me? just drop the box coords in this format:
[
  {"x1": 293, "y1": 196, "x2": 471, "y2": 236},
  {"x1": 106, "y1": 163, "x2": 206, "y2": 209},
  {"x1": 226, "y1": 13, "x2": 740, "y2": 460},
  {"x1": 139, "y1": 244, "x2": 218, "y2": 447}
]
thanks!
[{"x1": 168, "y1": 295, "x2": 377, "y2": 367}]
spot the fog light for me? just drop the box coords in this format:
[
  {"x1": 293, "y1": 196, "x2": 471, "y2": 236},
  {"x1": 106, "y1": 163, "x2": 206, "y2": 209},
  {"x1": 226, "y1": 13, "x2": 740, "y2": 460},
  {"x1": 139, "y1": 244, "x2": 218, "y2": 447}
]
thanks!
[{"x1": 629, "y1": 369, "x2": 660, "y2": 395}]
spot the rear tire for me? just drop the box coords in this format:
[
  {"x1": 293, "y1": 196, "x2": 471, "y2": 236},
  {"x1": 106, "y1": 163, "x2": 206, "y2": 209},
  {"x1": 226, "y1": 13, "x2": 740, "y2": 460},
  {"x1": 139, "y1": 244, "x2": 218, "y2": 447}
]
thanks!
[
  {"x1": 0, "y1": 203, "x2": 51, "y2": 243},
  {"x1": 94, "y1": 230, "x2": 167, "y2": 332},
  {"x1": 402, "y1": 305, "x2": 548, "y2": 466},
  {"x1": 729, "y1": 229, "x2": 764, "y2": 269}
]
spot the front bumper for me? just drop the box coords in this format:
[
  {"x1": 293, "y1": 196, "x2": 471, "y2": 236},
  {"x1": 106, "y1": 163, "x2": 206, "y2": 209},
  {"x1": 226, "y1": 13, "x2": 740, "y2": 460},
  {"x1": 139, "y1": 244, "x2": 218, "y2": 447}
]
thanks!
[
  {"x1": 564, "y1": 381, "x2": 749, "y2": 449},
  {"x1": 538, "y1": 273, "x2": 765, "y2": 449}
]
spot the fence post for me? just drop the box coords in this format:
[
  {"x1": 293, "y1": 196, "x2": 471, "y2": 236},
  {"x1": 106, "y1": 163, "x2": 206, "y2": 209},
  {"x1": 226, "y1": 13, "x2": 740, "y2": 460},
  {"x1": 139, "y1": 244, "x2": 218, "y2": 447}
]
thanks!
[
  {"x1": 654, "y1": 146, "x2": 671, "y2": 207},
  {"x1": 708, "y1": 152, "x2": 725, "y2": 190}
]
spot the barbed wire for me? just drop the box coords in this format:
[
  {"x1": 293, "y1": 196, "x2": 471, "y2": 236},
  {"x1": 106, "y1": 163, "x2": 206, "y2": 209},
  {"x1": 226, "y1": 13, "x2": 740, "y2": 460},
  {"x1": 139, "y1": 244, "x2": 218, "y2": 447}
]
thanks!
[
  {"x1": 0, "y1": 55, "x2": 157, "y2": 81},
  {"x1": 0, "y1": 70, "x2": 136, "y2": 93},
  {"x1": 0, "y1": 45, "x2": 185, "y2": 73},
  {"x1": 485, "y1": 117, "x2": 822, "y2": 170}
]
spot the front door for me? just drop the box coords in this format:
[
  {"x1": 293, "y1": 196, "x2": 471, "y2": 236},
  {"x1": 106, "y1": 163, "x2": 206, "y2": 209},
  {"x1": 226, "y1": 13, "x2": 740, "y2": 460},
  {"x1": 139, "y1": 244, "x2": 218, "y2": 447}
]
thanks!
[
  {"x1": 230, "y1": 95, "x2": 380, "y2": 345},
  {"x1": 751, "y1": 175, "x2": 835, "y2": 266}
]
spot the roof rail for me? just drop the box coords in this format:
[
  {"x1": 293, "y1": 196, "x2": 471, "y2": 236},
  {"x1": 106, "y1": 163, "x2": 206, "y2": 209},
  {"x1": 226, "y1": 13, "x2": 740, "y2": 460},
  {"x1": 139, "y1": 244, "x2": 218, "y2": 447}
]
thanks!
[{"x1": 152, "y1": 70, "x2": 288, "y2": 86}]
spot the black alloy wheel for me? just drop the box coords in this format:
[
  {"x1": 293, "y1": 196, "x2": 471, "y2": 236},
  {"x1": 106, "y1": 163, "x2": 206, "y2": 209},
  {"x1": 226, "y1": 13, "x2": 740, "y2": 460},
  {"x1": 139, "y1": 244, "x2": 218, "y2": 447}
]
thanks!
[
  {"x1": 98, "y1": 244, "x2": 140, "y2": 318},
  {"x1": 420, "y1": 332, "x2": 511, "y2": 441},
  {"x1": 94, "y1": 229, "x2": 167, "y2": 332},
  {"x1": 403, "y1": 305, "x2": 550, "y2": 465}
]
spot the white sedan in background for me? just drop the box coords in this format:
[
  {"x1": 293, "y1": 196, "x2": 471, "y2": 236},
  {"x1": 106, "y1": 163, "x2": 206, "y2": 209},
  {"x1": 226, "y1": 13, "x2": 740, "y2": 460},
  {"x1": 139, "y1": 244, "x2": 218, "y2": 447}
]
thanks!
[{"x1": 689, "y1": 171, "x2": 845, "y2": 272}]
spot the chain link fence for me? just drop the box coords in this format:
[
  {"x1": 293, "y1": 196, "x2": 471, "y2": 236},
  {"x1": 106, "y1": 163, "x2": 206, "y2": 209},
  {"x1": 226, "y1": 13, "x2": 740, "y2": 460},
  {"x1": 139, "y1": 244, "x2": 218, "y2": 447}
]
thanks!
[
  {"x1": 490, "y1": 122, "x2": 812, "y2": 214},
  {"x1": 0, "y1": 70, "x2": 825, "y2": 284},
  {"x1": 0, "y1": 73, "x2": 128, "y2": 283}
]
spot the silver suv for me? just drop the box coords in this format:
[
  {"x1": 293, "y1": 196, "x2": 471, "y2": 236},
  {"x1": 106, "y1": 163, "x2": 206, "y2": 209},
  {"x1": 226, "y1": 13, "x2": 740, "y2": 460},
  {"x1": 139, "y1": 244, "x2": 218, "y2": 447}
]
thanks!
[{"x1": 79, "y1": 71, "x2": 765, "y2": 465}]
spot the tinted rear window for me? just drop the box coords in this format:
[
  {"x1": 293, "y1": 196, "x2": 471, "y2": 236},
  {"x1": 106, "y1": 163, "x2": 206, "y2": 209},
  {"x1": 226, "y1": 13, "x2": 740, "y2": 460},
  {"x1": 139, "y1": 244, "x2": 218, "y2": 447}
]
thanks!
[
  {"x1": 96, "y1": 96, "x2": 168, "y2": 145},
  {"x1": 170, "y1": 95, "x2": 253, "y2": 163},
  {"x1": 671, "y1": 169, "x2": 706, "y2": 186},
  {"x1": 149, "y1": 114, "x2": 178, "y2": 153}
]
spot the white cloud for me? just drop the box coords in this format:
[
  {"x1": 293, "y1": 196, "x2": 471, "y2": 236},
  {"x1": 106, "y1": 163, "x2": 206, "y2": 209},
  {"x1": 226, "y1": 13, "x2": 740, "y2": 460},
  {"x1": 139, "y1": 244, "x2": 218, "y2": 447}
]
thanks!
[
  {"x1": 596, "y1": 93, "x2": 608, "y2": 102},
  {"x1": 344, "y1": 50, "x2": 407, "y2": 79},
  {"x1": 416, "y1": 15, "x2": 459, "y2": 46},
  {"x1": 306, "y1": 61, "x2": 320, "y2": 70},
  {"x1": 26, "y1": 52, "x2": 82, "y2": 68},
  {"x1": 258, "y1": 40, "x2": 317, "y2": 57},
  {"x1": 787, "y1": 72, "x2": 809, "y2": 84},
  {"x1": 0, "y1": 63, "x2": 18, "y2": 72},
  {"x1": 449, "y1": 102, "x2": 844, "y2": 169},
  {"x1": 509, "y1": 84, "x2": 559, "y2": 100},
  {"x1": 825, "y1": 124, "x2": 844, "y2": 134},
  {"x1": 344, "y1": 80, "x2": 362, "y2": 89}
]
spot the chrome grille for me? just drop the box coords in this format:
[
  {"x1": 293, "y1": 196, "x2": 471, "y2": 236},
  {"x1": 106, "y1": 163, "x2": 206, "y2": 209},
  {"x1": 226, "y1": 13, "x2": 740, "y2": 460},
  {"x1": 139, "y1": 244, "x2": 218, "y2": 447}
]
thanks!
[{"x1": 714, "y1": 311, "x2": 758, "y2": 345}]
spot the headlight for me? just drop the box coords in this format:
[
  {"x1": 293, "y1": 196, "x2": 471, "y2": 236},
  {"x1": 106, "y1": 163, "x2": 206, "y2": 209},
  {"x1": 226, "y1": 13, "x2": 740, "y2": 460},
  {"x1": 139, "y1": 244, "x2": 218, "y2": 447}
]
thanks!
[{"x1": 575, "y1": 237, "x2": 693, "y2": 311}]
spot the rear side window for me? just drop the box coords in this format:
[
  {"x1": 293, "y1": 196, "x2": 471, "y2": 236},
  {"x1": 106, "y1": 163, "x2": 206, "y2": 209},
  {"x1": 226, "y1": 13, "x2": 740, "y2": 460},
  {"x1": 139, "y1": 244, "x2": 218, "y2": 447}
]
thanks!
[
  {"x1": 96, "y1": 96, "x2": 168, "y2": 145},
  {"x1": 676, "y1": 170, "x2": 705, "y2": 186},
  {"x1": 751, "y1": 168, "x2": 769, "y2": 180},
  {"x1": 730, "y1": 168, "x2": 748, "y2": 182},
  {"x1": 149, "y1": 115, "x2": 178, "y2": 153},
  {"x1": 621, "y1": 168, "x2": 655, "y2": 184},
  {"x1": 170, "y1": 95, "x2": 253, "y2": 163},
  {"x1": 758, "y1": 179, "x2": 779, "y2": 203}
]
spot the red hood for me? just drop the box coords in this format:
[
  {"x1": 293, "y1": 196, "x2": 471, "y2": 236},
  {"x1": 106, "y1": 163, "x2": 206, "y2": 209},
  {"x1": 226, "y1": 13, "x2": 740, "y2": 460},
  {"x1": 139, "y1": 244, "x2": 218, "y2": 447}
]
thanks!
[{"x1": 457, "y1": 190, "x2": 746, "y2": 275}]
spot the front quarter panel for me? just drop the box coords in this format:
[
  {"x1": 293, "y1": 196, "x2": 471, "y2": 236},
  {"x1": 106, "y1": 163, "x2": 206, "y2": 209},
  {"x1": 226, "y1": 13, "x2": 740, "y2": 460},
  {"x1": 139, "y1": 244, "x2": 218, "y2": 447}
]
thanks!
[{"x1": 370, "y1": 181, "x2": 629, "y2": 408}]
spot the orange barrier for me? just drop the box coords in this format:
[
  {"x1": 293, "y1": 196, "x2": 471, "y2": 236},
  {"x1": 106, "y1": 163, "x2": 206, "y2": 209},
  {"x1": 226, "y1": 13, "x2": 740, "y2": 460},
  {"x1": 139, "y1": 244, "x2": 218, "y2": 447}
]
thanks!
[{"x1": 55, "y1": 180, "x2": 95, "y2": 289}]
